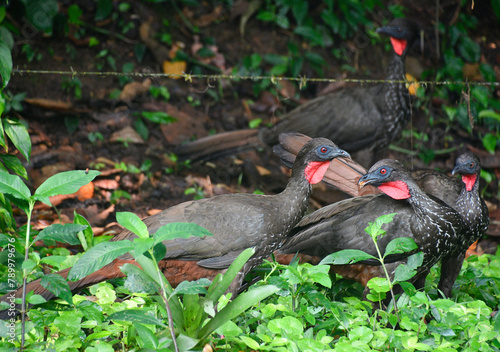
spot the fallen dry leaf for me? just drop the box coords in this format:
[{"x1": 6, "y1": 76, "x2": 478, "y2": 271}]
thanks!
[
  {"x1": 119, "y1": 79, "x2": 152, "y2": 102},
  {"x1": 75, "y1": 182, "x2": 94, "y2": 201},
  {"x1": 93, "y1": 179, "x2": 120, "y2": 190},
  {"x1": 110, "y1": 125, "x2": 145, "y2": 144},
  {"x1": 24, "y1": 98, "x2": 73, "y2": 110},
  {"x1": 162, "y1": 60, "x2": 187, "y2": 79}
]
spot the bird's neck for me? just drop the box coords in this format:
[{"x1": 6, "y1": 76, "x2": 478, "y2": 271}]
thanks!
[
  {"x1": 385, "y1": 53, "x2": 406, "y2": 82},
  {"x1": 278, "y1": 172, "x2": 313, "y2": 221}
]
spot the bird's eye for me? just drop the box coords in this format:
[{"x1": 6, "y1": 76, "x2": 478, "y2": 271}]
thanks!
[
  {"x1": 469, "y1": 162, "x2": 474, "y2": 168},
  {"x1": 320, "y1": 146, "x2": 328, "y2": 154},
  {"x1": 380, "y1": 168, "x2": 387, "y2": 175}
]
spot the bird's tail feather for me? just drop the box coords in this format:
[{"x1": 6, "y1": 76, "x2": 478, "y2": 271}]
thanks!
[
  {"x1": 175, "y1": 129, "x2": 261, "y2": 161},
  {"x1": 275, "y1": 132, "x2": 380, "y2": 196}
]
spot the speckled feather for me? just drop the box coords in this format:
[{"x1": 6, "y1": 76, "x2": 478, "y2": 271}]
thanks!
[{"x1": 280, "y1": 159, "x2": 467, "y2": 291}]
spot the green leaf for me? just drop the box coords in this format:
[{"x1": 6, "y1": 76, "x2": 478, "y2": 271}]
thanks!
[
  {"x1": 479, "y1": 109, "x2": 500, "y2": 122},
  {"x1": 367, "y1": 277, "x2": 391, "y2": 293},
  {"x1": 0, "y1": 154, "x2": 27, "y2": 179},
  {"x1": 133, "y1": 322, "x2": 158, "y2": 349},
  {"x1": 0, "y1": 41, "x2": 11, "y2": 89},
  {"x1": 40, "y1": 273, "x2": 73, "y2": 305},
  {"x1": 172, "y1": 278, "x2": 212, "y2": 296},
  {"x1": 67, "y1": 240, "x2": 133, "y2": 280},
  {"x1": 53, "y1": 311, "x2": 83, "y2": 336},
  {"x1": 482, "y1": 133, "x2": 497, "y2": 154},
  {"x1": 384, "y1": 237, "x2": 418, "y2": 257},
  {"x1": 121, "y1": 263, "x2": 157, "y2": 294},
  {"x1": 33, "y1": 223, "x2": 88, "y2": 246},
  {"x1": 107, "y1": 309, "x2": 167, "y2": 327},
  {"x1": 153, "y1": 222, "x2": 212, "y2": 245},
  {"x1": 206, "y1": 247, "x2": 254, "y2": 302},
  {"x1": 140, "y1": 111, "x2": 177, "y2": 124},
  {"x1": 199, "y1": 284, "x2": 279, "y2": 340},
  {"x1": 34, "y1": 170, "x2": 100, "y2": 204},
  {"x1": 394, "y1": 252, "x2": 424, "y2": 283},
  {"x1": 239, "y1": 336, "x2": 260, "y2": 350},
  {"x1": 3, "y1": 119, "x2": 30, "y2": 161},
  {"x1": 133, "y1": 237, "x2": 155, "y2": 256},
  {"x1": 0, "y1": 169, "x2": 31, "y2": 201},
  {"x1": 95, "y1": 0, "x2": 113, "y2": 21},
  {"x1": 116, "y1": 211, "x2": 149, "y2": 239},
  {"x1": 319, "y1": 249, "x2": 377, "y2": 265},
  {"x1": 365, "y1": 213, "x2": 397, "y2": 240},
  {"x1": 74, "y1": 211, "x2": 94, "y2": 250},
  {"x1": 249, "y1": 118, "x2": 262, "y2": 129}
]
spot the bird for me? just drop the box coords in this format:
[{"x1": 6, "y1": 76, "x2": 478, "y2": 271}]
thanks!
[
  {"x1": 0, "y1": 138, "x2": 350, "y2": 318},
  {"x1": 279, "y1": 159, "x2": 468, "y2": 297},
  {"x1": 175, "y1": 18, "x2": 419, "y2": 166},
  {"x1": 275, "y1": 132, "x2": 489, "y2": 296}
]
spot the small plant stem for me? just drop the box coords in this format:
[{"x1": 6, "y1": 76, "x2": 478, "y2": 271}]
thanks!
[
  {"x1": 151, "y1": 251, "x2": 179, "y2": 352},
  {"x1": 373, "y1": 241, "x2": 400, "y2": 320},
  {"x1": 78, "y1": 21, "x2": 135, "y2": 44},
  {"x1": 20, "y1": 201, "x2": 34, "y2": 351}
]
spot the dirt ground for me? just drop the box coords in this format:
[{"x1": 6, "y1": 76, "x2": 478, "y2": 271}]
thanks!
[{"x1": 7, "y1": 1, "x2": 500, "y2": 253}]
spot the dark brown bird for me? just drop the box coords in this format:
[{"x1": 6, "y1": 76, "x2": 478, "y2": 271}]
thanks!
[
  {"x1": 276, "y1": 133, "x2": 488, "y2": 296},
  {"x1": 0, "y1": 138, "x2": 350, "y2": 318},
  {"x1": 280, "y1": 159, "x2": 467, "y2": 296},
  {"x1": 176, "y1": 18, "x2": 419, "y2": 165}
]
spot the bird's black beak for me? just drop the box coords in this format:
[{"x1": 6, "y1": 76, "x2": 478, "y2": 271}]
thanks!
[
  {"x1": 451, "y1": 164, "x2": 466, "y2": 176},
  {"x1": 376, "y1": 25, "x2": 402, "y2": 39},
  {"x1": 358, "y1": 172, "x2": 379, "y2": 188},
  {"x1": 331, "y1": 148, "x2": 351, "y2": 161}
]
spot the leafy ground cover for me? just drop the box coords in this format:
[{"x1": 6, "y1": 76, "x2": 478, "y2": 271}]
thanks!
[{"x1": 0, "y1": 0, "x2": 499, "y2": 350}]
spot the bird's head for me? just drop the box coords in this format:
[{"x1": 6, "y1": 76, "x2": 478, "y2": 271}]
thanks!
[
  {"x1": 452, "y1": 152, "x2": 481, "y2": 191},
  {"x1": 376, "y1": 18, "x2": 419, "y2": 57},
  {"x1": 295, "y1": 137, "x2": 350, "y2": 185},
  {"x1": 358, "y1": 159, "x2": 411, "y2": 200}
]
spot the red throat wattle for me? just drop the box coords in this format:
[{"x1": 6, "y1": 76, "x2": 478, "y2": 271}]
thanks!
[
  {"x1": 378, "y1": 180, "x2": 411, "y2": 200},
  {"x1": 390, "y1": 37, "x2": 407, "y2": 56},
  {"x1": 462, "y1": 174, "x2": 476, "y2": 192},
  {"x1": 305, "y1": 161, "x2": 331, "y2": 184}
]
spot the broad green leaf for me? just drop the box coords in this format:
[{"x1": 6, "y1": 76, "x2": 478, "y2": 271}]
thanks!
[
  {"x1": 107, "y1": 309, "x2": 167, "y2": 327},
  {"x1": 134, "y1": 253, "x2": 184, "y2": 328},
  {"x1": 27, "y1": 294, "x2": 46, "y2": 305},
  {"x1": 239, "y1": 336, "x2": 260, "y2": 350},
  {"x1": 307, "y1": 265, "x2": 332, "y2": 288},
  {"x1": 116, "y1": 211, "x2": 149, "y2": 239},
  {"x1": 53, "y1": 310, "x2": 83, "y2": 336},
  {"x1": 33, "y1": 223, "x2": 88, "y2": 246},
  {"x1": 384, "y1": 237, "x2": 418, "y2": 257},
  {"x1": 172, "y1": 278, "x2": 211, "y2": 296},
  {"x1": 74, "y1": 211, "x2": 94, "y2": 250},
  {"x1": 0, "y1": 26, "x2": 14, "y2": 50},
  {"x1": 133, "y1": 237, "x2": 155, "y2": 256},
  {"x1": 0, "y1": 41, "x2": 11, "y2": 89},
  {"x1": 34, "y1": 170, "x2": 100, "y2": 204},
  {"x1": 320, "y1": 249, "x2": 377, "y2": 265},
  {"x1": 153, "y1": 222, "x2": 212, "y2": 245},
  {"x1": 121, "y1": 263, "x2": 157, "y2": 294},
  {"x1": 133, "y1": 322, "x2": 158, "y2": 349},
  {"x1": 206, "y1": 247, "x2": 254, "y2": 302},
  {"x1": 482, "y1": 133, "x2": 497, "y2": 154},
  {"x1": 4, "y1": 119, "x2": 30, "y2": 161},
  {"x1": 394, "y1": 252, "x2": 423, "y2": 283},
  {"x1": 67, "y1": 240, "x2": 133, "y2": 280},
  {"x1": 0, "y1": 154, "x2": 27, "y2": 179},
  {"x1": 40, "y1": 273, "x2": 73, "y2": 305},
  {"x1": 367, "y1": 277, "x2": 391, "y2": 293},
  {"x1": 0, "y1": 169, "x2": 31, "y2": 201},
  {"x1": 199, "y1": 284, "x2": 279, "y2": 340}
]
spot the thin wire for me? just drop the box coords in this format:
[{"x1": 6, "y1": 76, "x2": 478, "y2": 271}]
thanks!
[{"x1": 11, "y1": 68, "x2": 500, "y2": 87}]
